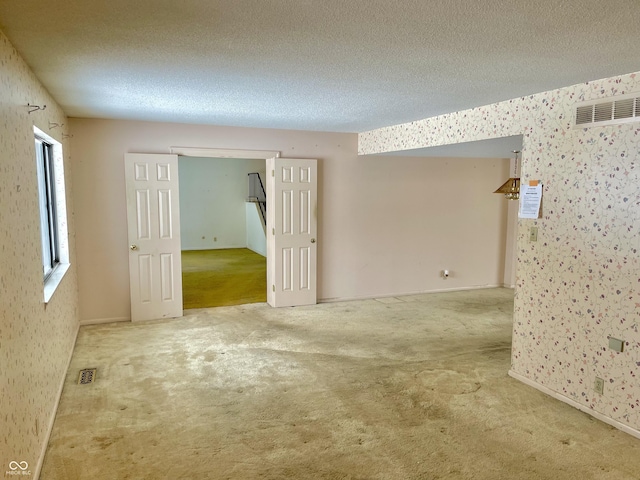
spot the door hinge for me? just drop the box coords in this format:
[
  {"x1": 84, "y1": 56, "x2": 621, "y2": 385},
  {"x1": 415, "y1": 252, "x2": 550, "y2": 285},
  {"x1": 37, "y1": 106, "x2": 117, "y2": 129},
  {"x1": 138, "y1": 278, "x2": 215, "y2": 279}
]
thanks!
[
  {"x1": 272, "y1": 285, "x2": 276, "y2": 292},
  {"x1": 272, "y1": 170, "x2": 275, "y2": 177},
  {"x1": 272, "y1": 228, "x2": 275, "y2": 235}
]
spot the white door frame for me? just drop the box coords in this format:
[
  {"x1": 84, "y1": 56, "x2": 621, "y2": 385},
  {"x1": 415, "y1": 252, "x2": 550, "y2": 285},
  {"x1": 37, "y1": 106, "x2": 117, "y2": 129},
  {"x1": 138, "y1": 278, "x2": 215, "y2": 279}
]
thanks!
[
  {"x1": 127, "y1": 146, "x2": 319, "y2": 315},
  {"x1": 170, "y1": 147, "x2": 280, "y2": 161},
  {"x1": 169, "y1": 147, "x2": 280, "y2": 306}
]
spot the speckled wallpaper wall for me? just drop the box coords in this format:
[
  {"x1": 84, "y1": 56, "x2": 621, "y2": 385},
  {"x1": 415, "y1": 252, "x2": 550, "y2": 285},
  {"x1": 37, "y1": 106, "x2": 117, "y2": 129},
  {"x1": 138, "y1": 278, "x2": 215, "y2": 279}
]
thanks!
[
  {"x1": 0, "y1": 30, "x2": 79, "y2": 476},
  {"x1": 360, "y1": 73, "x2": 640, "y2": 434}
]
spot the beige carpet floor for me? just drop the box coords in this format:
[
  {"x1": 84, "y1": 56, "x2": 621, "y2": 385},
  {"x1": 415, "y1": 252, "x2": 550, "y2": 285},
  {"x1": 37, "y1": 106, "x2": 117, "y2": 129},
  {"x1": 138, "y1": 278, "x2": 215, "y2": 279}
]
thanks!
[
  {"x1": 182, "y1": 248, "x2": 266, "y2": 309},
  {"x1": 41, "y1": 289, "x2": 640, "y2": 479}
]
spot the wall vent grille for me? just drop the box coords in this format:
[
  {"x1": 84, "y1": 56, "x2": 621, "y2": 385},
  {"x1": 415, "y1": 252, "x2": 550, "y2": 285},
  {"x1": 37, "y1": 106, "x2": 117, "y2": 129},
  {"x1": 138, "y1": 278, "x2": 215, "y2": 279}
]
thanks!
[{"x1": 575, "y1": 94, "x2": 640, "y2": 127}]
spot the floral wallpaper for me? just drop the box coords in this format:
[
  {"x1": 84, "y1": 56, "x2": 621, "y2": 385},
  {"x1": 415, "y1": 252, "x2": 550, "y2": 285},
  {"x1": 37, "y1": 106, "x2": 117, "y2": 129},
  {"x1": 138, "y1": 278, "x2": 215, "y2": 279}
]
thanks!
[
  {"x1": 0, "y1": 30, "x2": 79, "y2": 476},
  {"x1": 359, "y1": 72, "x2": 640, "y2": 433}
]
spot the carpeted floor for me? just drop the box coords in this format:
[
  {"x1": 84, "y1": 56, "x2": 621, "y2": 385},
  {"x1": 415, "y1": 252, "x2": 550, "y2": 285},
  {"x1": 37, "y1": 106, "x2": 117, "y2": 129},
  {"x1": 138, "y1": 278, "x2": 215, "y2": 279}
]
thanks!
[
  {"x1": 41, "y1": 288, "x2": 640, "y2": 479},
  {"x1": 182, "y1": 248, "x2": 266, "y2": 309}
]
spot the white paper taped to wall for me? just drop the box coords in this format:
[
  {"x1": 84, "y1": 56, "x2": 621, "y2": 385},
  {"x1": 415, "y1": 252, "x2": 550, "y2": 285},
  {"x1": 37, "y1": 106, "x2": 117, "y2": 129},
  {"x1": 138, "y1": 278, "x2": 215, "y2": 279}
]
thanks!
[{"x1": 519, "y1": 182, "x2": 542, "y2": 219}]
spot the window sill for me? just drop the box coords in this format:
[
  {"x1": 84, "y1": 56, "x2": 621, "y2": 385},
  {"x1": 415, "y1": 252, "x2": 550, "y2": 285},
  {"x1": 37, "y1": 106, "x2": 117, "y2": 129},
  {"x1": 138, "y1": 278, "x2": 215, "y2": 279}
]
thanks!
[{"x1": 44, "y1": 263, "x2": 70, "y2": 304}]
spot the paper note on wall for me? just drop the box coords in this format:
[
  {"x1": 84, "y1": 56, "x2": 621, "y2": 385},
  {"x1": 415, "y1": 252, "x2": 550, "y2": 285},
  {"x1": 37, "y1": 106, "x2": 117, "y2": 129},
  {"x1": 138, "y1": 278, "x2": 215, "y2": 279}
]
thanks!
[{"x1": 519, "y1": 182, "x2": 543, "y2": 219}]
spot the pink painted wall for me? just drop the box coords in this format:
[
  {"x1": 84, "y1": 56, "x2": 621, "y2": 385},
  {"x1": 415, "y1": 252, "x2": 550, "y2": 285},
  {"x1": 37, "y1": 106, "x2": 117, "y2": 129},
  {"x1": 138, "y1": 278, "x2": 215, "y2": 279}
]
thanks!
[{"x1": 68, "y1": 118, "x2": 510, "y2": 322}]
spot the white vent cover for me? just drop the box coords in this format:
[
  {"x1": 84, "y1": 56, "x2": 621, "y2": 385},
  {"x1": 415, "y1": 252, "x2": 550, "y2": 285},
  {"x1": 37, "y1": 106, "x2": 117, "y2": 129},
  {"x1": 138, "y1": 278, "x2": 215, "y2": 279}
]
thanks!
[{"x1": 575, "y1": 93, "x2": 640, "y2": 127}]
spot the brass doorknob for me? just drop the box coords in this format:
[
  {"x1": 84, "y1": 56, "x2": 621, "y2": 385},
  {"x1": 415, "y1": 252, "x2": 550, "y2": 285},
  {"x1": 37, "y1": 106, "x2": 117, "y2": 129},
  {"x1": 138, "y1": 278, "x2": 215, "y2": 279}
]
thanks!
[
  {"x1": 130, "y1": 245, "x2": 138, "y2": 251},
  {"x1": 310, "y1": 238, "x2": 316, "y2": 243}
]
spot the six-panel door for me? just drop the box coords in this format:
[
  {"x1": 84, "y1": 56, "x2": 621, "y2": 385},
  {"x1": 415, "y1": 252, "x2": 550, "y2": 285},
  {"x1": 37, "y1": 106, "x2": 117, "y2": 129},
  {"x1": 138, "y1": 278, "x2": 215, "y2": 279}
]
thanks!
[
  {"x1": 266, "y1": 157, "x2": 317, "y2": 307},
  {"x1": 124, "y1": 153, "x2": 183, "y2": 321}
]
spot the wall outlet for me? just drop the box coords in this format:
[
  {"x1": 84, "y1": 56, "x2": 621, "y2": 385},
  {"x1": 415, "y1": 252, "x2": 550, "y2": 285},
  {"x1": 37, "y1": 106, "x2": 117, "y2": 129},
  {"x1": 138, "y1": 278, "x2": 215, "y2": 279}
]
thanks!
[
  {"x1": 594, "y1": 377, "x2": 605, "y2": 395},
  {"x1": 529, "y1": 226, "x2": 538, "y2": 242}
]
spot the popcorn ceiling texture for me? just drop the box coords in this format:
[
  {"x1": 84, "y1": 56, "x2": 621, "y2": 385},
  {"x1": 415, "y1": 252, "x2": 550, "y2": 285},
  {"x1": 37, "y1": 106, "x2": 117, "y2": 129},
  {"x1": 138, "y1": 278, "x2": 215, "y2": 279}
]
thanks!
[
  {"x1": 359, "y1": 72, "x2": 640, "y2": 433},
  {"x1": 2, "y1": 0, "x2": 640, "y2": 133},
  {"x1": 0, "y1": 30, "x2": 79, "y2": 475}
]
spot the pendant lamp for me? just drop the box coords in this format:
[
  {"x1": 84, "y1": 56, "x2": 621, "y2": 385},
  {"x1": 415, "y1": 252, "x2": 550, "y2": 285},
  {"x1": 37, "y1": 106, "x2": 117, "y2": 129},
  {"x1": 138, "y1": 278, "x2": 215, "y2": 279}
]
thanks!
[{"x1": 494, "y1": 150, "x2": 520, "y2": 200}]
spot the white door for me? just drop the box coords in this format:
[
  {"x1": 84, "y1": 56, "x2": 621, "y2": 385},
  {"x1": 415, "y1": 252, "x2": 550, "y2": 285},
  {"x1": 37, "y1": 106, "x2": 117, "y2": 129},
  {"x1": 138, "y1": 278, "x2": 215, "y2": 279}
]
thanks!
[
  {"x1": 124, "y1": 153, "x2": 183, "y2": 321},
  {"x1": 266, "y1": 157, "x2": 317, "y2": 307}
]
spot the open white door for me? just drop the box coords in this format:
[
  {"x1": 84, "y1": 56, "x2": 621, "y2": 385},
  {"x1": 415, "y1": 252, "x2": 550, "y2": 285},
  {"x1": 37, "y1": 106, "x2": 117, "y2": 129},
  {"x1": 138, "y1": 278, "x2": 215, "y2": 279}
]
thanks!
[
  {"x1": 266, "y1": 157, "x2": 317, "y2": 307},
  {"x1": 124, "y1": 153, "x2": 183, "y2": 321}
]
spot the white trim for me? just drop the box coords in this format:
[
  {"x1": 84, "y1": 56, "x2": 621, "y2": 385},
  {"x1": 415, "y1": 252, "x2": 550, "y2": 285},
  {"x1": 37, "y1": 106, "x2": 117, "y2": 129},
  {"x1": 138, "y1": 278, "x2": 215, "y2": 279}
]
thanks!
[
  {"x1": 508, "y1": 370, "x2": 640, "y2": 440},
  {"x1": 79, "y1": 316, "x2": 130, "y2": 326},
  {"x1": 319, "y1": 284, "x2": 505, "y2": 304},
  {"x1": 34, "y1": 323, "x2": 80, "y2": 480},
  {"x1": 43, "y1": 263, "x2": 71, "y2": 303},
  {"x1": 169, "y1": 147, "x2": 280, "y2": 159}
]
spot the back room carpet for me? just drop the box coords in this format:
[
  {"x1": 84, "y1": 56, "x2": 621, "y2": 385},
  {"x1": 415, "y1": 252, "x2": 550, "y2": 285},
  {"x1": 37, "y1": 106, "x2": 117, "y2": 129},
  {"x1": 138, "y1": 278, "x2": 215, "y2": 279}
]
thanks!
[{"x1": 182, "y1": 248, "x2": 266, "y2": 309}]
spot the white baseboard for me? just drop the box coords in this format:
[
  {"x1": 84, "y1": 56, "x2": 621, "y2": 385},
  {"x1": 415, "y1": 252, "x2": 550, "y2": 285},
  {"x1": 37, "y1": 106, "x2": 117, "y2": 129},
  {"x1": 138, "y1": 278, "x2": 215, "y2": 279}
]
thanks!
[
  {"x1": 508, "y1": 370, "x2": 640, "y2": 440},
  {"x1": 319, "y1": 284, "x2": 505, "y2": 304},
  {"x1": 79, "y1": 316, "x2": 130, "y2": 326},
  {"x1": 34, "y1": 323, "x2": 80, "y2": 480}
]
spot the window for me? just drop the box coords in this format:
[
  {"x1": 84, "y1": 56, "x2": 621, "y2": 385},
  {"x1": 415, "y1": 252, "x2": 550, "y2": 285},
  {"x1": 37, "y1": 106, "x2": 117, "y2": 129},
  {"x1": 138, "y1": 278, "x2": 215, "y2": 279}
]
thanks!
[
  {"x1": 35, "y1": 137, "x2": 59, "y2": 278},
  {"x1": 34, "y1": 126, "x2": 70, "y2": 302}
]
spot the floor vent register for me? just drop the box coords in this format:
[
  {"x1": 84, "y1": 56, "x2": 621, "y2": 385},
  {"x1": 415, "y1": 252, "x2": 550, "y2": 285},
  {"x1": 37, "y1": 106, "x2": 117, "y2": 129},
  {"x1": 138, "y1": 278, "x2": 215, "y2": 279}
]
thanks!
[{"x1": 78, "y1": 368, "x2": 97, "y2": 385}]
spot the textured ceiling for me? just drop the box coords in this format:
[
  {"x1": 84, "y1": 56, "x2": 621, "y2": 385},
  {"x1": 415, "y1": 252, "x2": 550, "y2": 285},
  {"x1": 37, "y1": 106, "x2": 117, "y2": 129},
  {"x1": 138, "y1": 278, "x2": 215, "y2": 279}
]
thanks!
[{"x1": 0, "y1": 0, "x2": 639, "y2": 133}]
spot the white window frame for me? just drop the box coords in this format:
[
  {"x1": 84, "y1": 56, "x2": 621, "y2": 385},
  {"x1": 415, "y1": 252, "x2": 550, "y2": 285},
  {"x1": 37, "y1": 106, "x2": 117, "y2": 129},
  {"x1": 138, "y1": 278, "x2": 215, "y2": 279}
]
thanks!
[{"x1": 34, "y1": 126, "x2": 70, "y2": 303}]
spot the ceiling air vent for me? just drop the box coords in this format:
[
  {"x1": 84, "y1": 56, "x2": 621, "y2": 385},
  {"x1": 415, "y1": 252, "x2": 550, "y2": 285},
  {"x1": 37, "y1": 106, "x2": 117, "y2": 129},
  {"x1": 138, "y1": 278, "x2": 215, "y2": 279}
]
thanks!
[
  {"x1": 593, "y1": 102, "x2": 614, "y2": 122},
  {"x1": 576, "y1": 105, "x2": 594, "y2": 125},
  {"x1": 575, "y1": 94, "x2": 640, "y2": 127},
  {"x1": 614, "y1": 98, "x2": 634, "y2": 119}
]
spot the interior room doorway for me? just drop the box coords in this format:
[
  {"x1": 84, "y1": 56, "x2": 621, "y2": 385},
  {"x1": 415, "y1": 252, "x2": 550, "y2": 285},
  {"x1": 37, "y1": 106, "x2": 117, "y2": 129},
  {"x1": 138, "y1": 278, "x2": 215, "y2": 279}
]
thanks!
[
  {"x1": 125, "y1": 149, "x2": 318, "y2": 320},
  {"x1": 178, "y1": 155, "x2": 267, "y2": 308}
]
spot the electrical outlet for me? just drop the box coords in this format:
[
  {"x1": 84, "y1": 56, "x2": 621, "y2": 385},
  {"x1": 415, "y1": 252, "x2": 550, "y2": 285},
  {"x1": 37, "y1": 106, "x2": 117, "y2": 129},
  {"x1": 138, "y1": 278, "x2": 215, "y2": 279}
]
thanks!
[
  {"x1": 529, "y1": 226, "x2": 538, "y2": 242},
  {"x1": 594, "y1": 377, "x2": 604, "y2": 395},
  {"x1": 608, "y1": 337, "x2": 624, "y2": 352}
]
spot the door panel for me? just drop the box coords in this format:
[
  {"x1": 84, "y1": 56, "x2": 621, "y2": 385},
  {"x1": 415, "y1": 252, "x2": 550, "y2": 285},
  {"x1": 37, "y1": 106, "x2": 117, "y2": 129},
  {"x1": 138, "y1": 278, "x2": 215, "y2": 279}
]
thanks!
[
  {"x1": 267, "y1": 157, "x2": 317, "y2": 307},
  {"x1": 125, "y1": 153, "x2": 183, "y2": 321}
]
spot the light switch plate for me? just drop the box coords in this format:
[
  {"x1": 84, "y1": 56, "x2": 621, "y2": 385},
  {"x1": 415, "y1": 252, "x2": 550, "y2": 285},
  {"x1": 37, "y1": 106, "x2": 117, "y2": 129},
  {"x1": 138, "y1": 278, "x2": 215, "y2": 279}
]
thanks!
[{"x1": 529, "y1": 227, "x2": 538, "y2": 242}]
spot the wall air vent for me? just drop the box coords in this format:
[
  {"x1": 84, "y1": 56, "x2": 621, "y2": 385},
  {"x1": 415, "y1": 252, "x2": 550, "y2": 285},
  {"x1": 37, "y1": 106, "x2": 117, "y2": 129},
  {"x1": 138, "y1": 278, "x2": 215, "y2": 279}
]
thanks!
[{"x1": 575, "y1": 93, "x2": 640, "y2": 127}]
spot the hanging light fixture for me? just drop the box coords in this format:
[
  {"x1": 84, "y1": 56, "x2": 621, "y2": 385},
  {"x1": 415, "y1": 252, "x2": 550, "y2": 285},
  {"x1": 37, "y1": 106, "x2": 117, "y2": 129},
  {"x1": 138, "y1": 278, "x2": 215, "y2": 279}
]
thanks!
[{"x1": 494, "y1": 150, "x2": 520, "y2": 200}]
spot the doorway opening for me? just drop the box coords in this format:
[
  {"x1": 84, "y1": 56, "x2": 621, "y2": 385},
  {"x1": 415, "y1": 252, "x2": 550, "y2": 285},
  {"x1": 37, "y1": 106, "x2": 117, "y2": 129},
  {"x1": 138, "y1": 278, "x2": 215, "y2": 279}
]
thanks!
[
  {"x1": 177, "y1": 155, "x2": 267, "y2": 308},
  {"x1": 181, "y1": 248, "x2": 266, "y2": 308}
]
